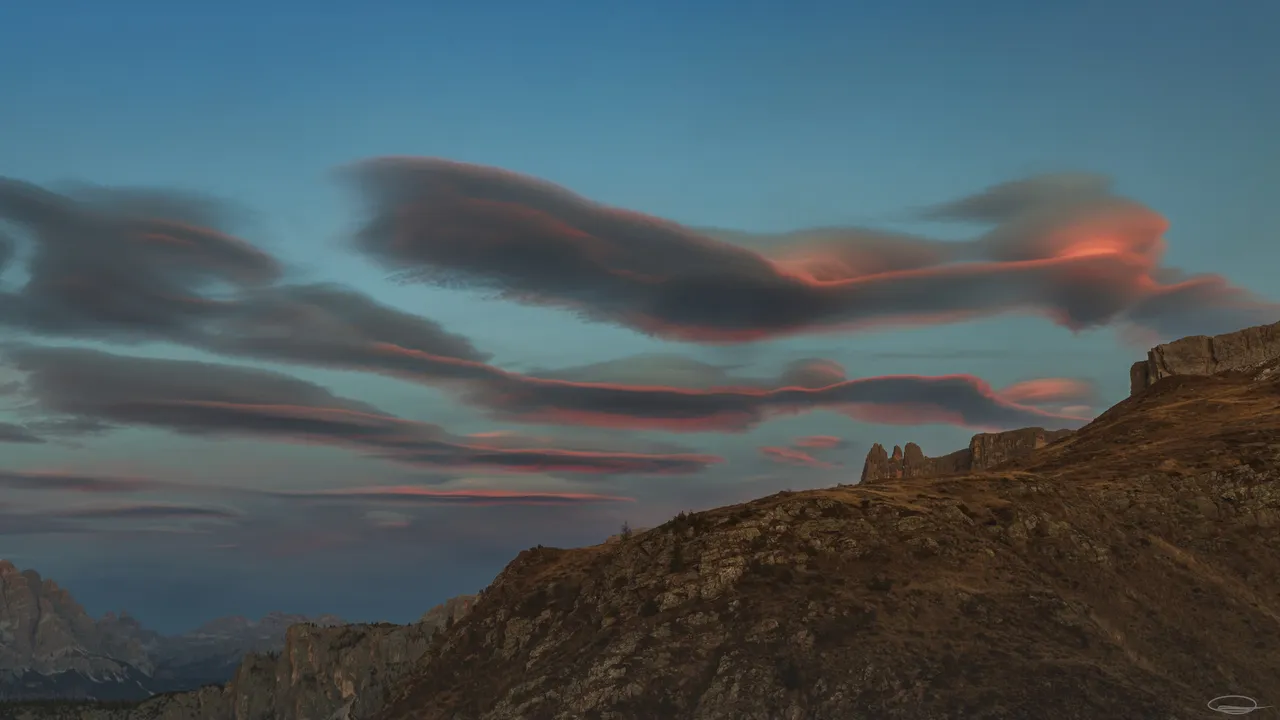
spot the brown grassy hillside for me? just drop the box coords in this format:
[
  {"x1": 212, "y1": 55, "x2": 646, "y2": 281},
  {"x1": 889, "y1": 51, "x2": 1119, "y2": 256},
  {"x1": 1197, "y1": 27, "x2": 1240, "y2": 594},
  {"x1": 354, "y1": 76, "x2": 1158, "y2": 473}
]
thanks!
[{"x1": 375, "y1": 362, "x2": 1280, "y2": 720}]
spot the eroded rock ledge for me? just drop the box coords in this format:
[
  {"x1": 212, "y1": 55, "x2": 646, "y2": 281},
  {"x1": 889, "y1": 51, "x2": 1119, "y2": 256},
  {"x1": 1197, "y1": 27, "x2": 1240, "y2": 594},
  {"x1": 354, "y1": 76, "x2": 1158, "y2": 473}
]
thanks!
[
  {"x1": 1129, "y1": 318, "x2": 1280, "y2": 396},
  {"x1": 860, "y1": 427, "x2": 1073, "y2": 484}
]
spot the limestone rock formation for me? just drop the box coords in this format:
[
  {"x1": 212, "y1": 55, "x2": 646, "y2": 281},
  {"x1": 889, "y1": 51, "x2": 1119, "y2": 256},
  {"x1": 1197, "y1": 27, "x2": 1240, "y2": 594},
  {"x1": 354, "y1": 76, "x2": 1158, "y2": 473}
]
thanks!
[
  {"x1": 6, "y1": 598, "x2": 475, "y2": 720},
  {"x1": 0, "y1": 560, "x2": 351, "y2": 701},
  {"x1": 859, "y1": 442, "x2": 967, "y2": 484},
  {"x1": 860, "y1": 427, "x2": 1072, "y2": 483},
  {"x1": 0, "y1": 561, "x2": 154, "y2": 699},
  {"x1": 1129, "y1": 317, "x2": 1280, "y2": 396}
]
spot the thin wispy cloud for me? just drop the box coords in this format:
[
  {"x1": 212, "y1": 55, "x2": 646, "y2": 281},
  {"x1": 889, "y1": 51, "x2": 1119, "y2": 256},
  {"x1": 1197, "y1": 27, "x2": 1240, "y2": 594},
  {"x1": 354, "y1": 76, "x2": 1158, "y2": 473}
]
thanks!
[
  {"x1": 268, "y1": 485, "x2": 635, "y2": 506},
  {"x1": 0, "y1": 469, "x2": 175, "y2": 493},
  {"x1": 4, "y1": 345, "x2": 720, "y2": 476}
]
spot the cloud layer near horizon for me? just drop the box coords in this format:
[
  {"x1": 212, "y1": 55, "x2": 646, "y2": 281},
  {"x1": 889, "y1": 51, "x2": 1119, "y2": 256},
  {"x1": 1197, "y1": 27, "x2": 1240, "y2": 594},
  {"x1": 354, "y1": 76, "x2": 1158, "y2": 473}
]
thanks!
[
  {"x1": 0, "y1": 467, "x2": 632, "y2": 539},
  {"x1": 3, "y1": 345, "x2": 719, "y2": 476},
  {"x1": 344, "y1": 159, "x2": 1278, "y2": 343}
]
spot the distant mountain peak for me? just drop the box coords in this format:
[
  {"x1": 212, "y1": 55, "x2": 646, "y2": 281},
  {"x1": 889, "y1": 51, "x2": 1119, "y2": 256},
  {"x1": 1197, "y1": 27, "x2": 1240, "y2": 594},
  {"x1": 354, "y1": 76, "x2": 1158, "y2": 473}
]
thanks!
[{"x1": 0, "y1": 560, "x2": 348, "y2": 702}]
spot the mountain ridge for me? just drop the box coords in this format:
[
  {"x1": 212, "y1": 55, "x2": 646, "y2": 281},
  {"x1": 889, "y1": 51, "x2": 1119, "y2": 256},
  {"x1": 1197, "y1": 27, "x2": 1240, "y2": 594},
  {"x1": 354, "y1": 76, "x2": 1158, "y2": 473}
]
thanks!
[{"x1": 366, "y1": 353, "x2": 1280, "y2": 719}]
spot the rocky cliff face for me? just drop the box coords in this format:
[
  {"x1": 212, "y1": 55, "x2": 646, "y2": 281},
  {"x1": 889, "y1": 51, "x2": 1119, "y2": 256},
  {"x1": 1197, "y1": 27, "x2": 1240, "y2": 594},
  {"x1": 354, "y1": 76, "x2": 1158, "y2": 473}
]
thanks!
[
  {"x1": 860, "y1": 427, "x2": 1072, "y2": 484},
  {"x1": 0, "y1": 561, "x2": 154, "y2": 699},
  {"x1": 6, "y1": 596, "x2": 476, "y2": 720},
  {"x1": 0, "y1": 560, "x2": 352, "y2": 702},
  {"x1": 1129, "y1": 318, "x2": 1280, "y2": 396},
  {"x1": 150, "y1": 612, "x2": 346, "y2": 691},
  {"x1": 224, "y1": 621, "x2": 439, "y2": 720}
]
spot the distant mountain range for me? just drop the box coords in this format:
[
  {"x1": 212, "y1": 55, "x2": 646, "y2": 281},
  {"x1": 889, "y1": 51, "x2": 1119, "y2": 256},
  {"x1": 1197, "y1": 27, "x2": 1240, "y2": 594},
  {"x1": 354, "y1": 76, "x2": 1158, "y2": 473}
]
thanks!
[{"x1": 0, "y1": 560, "x2": 343, "y2": 701}]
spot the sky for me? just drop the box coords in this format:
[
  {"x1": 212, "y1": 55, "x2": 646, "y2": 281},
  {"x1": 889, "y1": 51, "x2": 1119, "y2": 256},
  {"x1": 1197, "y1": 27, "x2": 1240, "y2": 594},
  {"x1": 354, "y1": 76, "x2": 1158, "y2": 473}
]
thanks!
[{"x1": 1, "y1": 0, "x2": 1277, "y2": 633}]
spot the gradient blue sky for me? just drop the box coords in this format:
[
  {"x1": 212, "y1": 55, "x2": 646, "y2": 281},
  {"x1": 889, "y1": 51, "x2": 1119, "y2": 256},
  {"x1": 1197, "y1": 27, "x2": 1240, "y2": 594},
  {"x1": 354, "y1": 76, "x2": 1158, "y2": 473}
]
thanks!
[{"x1": 1, "y1": 1, "x2": 1277, "y2": 632}]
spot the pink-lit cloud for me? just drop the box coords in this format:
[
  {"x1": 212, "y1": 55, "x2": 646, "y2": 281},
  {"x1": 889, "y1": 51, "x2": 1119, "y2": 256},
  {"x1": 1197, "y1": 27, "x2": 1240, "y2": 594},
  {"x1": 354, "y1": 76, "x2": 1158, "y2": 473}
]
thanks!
[
  {"x1": 759, "y1": 446, "x2": 837, "y2": 469},
  {"x1": 997, "y1": 378, "x2": 1097, "y2": 406},
  {"x1": 271, "y1": 485, "x2": 635, "y2": 506},
  {"x1": 791, "y1": 435, "x2": 848, "y2": 450}
]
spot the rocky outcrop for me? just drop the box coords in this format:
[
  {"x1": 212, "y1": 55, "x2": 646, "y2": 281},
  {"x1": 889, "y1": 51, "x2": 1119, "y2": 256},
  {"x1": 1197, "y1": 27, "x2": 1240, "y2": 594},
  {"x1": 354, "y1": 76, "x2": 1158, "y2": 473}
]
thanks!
[
  {"x1": 969, "y1": 427, "x2": 1073, "y2": 468},
  {"x1": 1129, "y1": 318, "x2": 1280, "y2": 396},
  {"x1": 419, "y1": 595, "x2": 476, "y2": 628},
  {"x1": 860, "y1": 427, "x2": 1072, "y2": 483},
  {"x1": 222, "y1": 621, "x2": 441, "y2": 720}
]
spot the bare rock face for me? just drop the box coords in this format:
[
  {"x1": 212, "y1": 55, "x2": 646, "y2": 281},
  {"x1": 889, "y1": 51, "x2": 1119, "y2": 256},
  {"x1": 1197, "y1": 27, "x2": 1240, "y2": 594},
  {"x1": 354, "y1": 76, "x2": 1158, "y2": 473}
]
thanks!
[
  {"x1": 183, "y1": 597, "x2": 472, "y2": 720},
  {"x1": 5, "y1": 597, "x2": 476, "y2": 720},
  {"x1": 1129, "y1": 318, "x2": 1280, "y2": 396},
  {"x1": 0, "y1": 560, "x2": 153, "y2": 693},
  {"x1": 969, "y1": 427, "x2": 1074, "y2": 469},
  {"x1": 223, "y1": 622, "x2": 439, "y2": 720},
  {"x1": 1, "y1": 559, "x2": 356, "y2": 702},
  {"x1": 858, "y1": 442, "x2": 970, "y2": 484},
  {"x1": 860, "y1": 428, "x2": 1071, "y2": 483}
]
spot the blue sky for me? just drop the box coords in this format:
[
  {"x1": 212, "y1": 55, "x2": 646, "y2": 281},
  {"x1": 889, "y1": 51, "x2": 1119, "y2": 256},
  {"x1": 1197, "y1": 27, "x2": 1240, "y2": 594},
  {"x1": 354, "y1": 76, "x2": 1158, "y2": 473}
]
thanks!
[{"x1": 1, "y1": 1, "x2": 1277, "y2": 632}]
